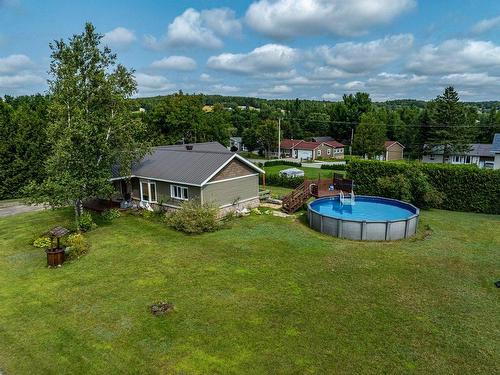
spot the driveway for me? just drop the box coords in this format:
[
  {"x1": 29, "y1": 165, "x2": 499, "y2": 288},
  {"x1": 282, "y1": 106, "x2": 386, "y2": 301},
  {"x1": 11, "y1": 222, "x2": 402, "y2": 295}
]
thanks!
[{"x1": 0, "y1": 200, "x2": 46, "y2": 217}]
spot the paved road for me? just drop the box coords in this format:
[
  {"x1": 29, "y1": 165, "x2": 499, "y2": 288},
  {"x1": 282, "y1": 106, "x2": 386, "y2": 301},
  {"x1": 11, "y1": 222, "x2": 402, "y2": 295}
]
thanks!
[{"x1": 0, "y1": 200, "x2": 46, "y2": 217}]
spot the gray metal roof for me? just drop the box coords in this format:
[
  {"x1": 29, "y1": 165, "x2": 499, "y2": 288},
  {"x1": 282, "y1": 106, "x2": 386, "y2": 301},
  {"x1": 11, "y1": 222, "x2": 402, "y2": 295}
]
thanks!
[
  {"x1": 113, "y1": 142, "x2": 261, "y2": 186},
  {"x1": 311, "y1": 136, "x2": 334, "y2": 142},
  {"x1": 492, "y1": 133, "x2": 500, "y2": 152},
  {"x1": 427, "y1": 143, "x2": 492, "y2": 157}
]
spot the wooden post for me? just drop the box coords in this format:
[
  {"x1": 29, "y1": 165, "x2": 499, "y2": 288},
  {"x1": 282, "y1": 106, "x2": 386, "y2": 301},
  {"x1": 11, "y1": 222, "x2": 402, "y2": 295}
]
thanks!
[{"x1": 262, "y1": 173, "x2": 266, "y2": 188}]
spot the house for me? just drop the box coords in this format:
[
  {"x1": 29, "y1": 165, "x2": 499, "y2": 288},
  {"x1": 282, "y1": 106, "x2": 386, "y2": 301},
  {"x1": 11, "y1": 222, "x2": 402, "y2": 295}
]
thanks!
[
  {"x1": 111, "y1": 142, "x2": 264, "y2": 215},
  {"x1": 377, "y1": 141, "x2": 405, "y2": 161},
  {"x1": 311, "y1": 136, "x2": 334, "y2": 143},
  {"x1": 229, "y1": 136, "x2": 246, "y2": 152},
  {"x1": 492, "y1": 133, "x2": 500, "y2": 169},
  {"x1": 422, "y1": 143, "x2": 494, "y2": 168},
  {"x1": 274, "y1": 139, "x2": 344, "y2": 160}
]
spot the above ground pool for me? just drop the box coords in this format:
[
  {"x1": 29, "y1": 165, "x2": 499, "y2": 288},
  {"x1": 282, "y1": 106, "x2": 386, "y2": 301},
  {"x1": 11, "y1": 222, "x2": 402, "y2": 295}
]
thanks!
[{"x1": 308, "y1": 196, "x2": 419, "y2": 241}]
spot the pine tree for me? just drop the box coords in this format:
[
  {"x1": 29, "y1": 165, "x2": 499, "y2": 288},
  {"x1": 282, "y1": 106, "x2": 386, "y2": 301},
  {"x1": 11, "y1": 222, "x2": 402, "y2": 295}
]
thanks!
[{"x1": 427, "y1": 87, "x2": 476, "y2": 160}]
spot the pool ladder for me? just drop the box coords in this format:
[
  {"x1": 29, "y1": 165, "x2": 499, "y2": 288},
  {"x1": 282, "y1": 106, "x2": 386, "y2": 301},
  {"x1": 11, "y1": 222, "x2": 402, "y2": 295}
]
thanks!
[{"x1": 339, "y1": 190, "x2": 355, "y2": 205}]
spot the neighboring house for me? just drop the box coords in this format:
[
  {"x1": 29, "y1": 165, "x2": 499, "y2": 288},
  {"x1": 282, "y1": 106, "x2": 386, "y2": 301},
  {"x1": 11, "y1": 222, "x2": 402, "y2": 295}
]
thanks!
[
  {"x1": 229, "y1": 136, "x2": 246, "y2": 152},
  {"x1": 422, "y1": 143, "x2": 494, "y2": 168},
  {"x1": 311, "y1": 136, "x2": 334, "y2": 143},
  {"x1": 274, "y1": 139, "x2": 344, "y2": 160},
  {"x1": 377, "y1": 141, "x2": 405, "y2": 161},
  {"x1": 111, "y1": 142, "x2": 264, "y2": 215},
  {"x1": 492, "y1": 133, "x2": 500, "y2": 169}
]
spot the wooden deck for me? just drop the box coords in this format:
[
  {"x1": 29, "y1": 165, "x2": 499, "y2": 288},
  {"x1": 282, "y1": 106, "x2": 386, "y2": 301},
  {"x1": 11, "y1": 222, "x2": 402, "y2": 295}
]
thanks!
[{"x1": 83, "y1": 198, "x2": 123, "y2": 212}]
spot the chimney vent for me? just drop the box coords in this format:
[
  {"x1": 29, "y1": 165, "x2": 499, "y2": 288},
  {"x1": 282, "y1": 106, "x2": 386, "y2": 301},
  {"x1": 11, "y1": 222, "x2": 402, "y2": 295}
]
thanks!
[{"x1": 185, "y1": 144, "x2": 193, "y2": 150}]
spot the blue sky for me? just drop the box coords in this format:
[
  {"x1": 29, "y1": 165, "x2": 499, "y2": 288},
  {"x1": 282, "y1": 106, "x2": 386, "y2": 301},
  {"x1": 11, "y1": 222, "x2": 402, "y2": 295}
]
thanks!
[{"x1": 1, "y1": 0, "x2": 500, "y2": 101}]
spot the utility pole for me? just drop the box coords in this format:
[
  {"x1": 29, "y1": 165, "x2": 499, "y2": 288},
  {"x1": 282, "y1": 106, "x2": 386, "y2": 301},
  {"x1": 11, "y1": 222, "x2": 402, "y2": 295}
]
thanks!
[
  {"x1": 278, "y1": 117, "x2": 281, "y2": 159},
  {"x1": 350, "y1": 127, "x2": 354, "y2": 156}
]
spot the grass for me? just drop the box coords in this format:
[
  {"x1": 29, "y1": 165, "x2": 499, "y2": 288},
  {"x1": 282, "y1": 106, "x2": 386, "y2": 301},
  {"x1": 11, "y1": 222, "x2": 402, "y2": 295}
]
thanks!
[
  {"x1": 263, "y1": 164, "x2": 346, "y2": 179},
  {"x1": 260, "y1": 185, "x2": 293, "y2": 199},
  {"x1": 0, "y1": 208, "x2": 499, "y2": 374}
]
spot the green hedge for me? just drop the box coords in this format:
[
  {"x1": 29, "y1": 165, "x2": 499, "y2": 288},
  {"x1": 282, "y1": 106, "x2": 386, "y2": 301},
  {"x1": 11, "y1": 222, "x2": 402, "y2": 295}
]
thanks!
[
  {"x1": 347, "y1": 159, "x2": 500, "y2": 214},
  {"x1": 261, "y1": 174, "x2": 304, "y2": 188},
  {"x1": 263, "y1": 160, "x2": 301, "y2": 167},
  {"x1": 320, "y1": 163, "x2": 347, "y2": 171}
]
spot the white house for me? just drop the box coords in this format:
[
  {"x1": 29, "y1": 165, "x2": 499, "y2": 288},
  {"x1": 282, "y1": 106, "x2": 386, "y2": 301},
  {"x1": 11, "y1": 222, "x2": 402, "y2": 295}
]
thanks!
[{"x1": 422, "y1": 143, "x2": 495, "y2": 168}]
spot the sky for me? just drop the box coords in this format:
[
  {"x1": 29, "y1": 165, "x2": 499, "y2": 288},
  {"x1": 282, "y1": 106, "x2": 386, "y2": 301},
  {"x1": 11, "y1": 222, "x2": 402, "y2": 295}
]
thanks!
[{"x1": 1, "y1": 0, "x2": 500, "y2": 101}]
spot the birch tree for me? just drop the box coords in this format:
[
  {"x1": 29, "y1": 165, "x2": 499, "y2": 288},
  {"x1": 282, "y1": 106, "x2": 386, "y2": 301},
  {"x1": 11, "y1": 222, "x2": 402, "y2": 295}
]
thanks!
[{"x1": 26, "y1": 23, "x2": 148, "y2": 228}]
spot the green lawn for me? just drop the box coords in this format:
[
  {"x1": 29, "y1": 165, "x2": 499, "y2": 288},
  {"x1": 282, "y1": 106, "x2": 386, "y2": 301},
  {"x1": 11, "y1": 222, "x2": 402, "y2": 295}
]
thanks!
[
  {"x1": 260, "y1": 185, "x2": 293, "y2": 199},
  {"x1": 0, "y1": 208, "x2": 499, "y2": 374},
  {"x1": 263, "y1": 164, "x2": 345, "y2": 179}
]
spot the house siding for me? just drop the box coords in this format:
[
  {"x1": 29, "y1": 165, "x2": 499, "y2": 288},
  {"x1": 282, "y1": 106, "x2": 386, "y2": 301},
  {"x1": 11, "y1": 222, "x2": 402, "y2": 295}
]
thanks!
[
  {"x1": 386, "y1": 144, "x2": 404, "y2": 160},
  {"x1": 130, "y1": 177, "x2": 201, "y2": 207},
  {"x1": 203, "y1": 175, "x2": 259, "y2": 207},
  {"x1": 211, "y1": 158, "x2": 256, "y2": 182}
]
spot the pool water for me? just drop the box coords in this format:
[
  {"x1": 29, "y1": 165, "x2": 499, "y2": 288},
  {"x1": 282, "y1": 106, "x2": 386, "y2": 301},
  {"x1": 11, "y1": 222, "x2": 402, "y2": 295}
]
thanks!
[{"x1": 310, "y1": 196, "x2": 416, "y2": 221}]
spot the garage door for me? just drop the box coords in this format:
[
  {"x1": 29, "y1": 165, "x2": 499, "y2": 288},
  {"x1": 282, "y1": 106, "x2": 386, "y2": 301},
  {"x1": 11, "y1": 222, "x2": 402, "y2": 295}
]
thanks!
[{"x1": 297, "y1": 150, "x2": 313, "y2": 160}]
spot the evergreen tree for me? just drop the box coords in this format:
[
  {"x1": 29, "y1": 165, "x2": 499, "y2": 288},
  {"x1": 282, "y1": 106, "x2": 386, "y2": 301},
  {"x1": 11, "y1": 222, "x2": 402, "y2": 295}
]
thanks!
[{"x1": 427, "y1": 87, "x2": 476, "y2": 159}]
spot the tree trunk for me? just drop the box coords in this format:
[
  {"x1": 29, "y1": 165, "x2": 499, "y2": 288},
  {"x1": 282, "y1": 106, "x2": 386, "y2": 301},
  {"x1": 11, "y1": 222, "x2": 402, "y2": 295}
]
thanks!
[{"x1": 74, "y1": 199, "x2": 83, "y2": 231}]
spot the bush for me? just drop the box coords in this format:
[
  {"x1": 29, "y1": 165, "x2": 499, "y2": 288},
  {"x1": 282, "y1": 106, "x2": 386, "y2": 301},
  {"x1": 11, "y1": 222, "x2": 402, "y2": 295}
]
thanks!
[
  {"x1": 78, "y1": 211, "x2": 97, "y2": 232},
  {"x1": 347, "y1": 159, "x2": 499, "y2": 213},
  {"x1": 264, "y1": 160, "x2": 301, "y2": 167},
  {"x1": 165, "y1": 201, "x2": 220, "y2": 234},
  {"x1": 33, "y1": 236, "x2": 51, "y2": 249},
  {"x1": 261, "y1": 174, "x2": 304, "y2": 188},
  {"x1": 141, "y1": 209, "x2": 156, "y2": 219},
  {"x1": 101, "y1": 208, "x2": 121, "y2": 222},
  {"x1": 66, "y1": 233, "x2": 90, "y2": 259},
  {"x1": 320, "y1": 163, "x2": 347, "y2": 171},
  {"x1": 377, "y1": 174, "x2": 412, "y2": 202}
]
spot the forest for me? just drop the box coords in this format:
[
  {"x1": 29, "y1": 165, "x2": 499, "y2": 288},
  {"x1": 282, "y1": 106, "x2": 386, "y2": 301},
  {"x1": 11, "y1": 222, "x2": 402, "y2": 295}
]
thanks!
[{"x1": 2, "y1": 88, "x2": 500, "y2": 200}]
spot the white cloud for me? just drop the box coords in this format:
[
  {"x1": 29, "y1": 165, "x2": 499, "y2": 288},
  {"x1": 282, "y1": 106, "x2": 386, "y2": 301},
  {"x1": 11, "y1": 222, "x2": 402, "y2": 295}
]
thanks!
[
  {"x1": 321, "y1": 93, "x2": 340, "y2": 101},
  {"x1": 440, "y1": 72, "x2": 500, "y2": 87},
  {"x1": 201, "y1": 8, "x2": 242, "y2": 36},
  {"x1": 367, "y1": 72, "x2": 428, "y2": 88},
  {"x1": 145, "y1": 7, "x2": 241, "y2": 50},
  {"x1": 210, "y1": 84, "x2": 240, "y2": 93},
  {"x1": 471, "y1": 16, "x2": 500, "y2": 34},
  {"x1": 0, "y1": 73, "x2": 43, "y2": 88},
  {"x1": 245, "y1": 0, "x2": 416, "y2": 38},
  {"x1": 0, "y1": 54, "x2": 33, "y2": 73},
  {"x1": 151, "y1": 55, "x2": 197, "y2": 71},
  {"x1": 259, "y1": 84, "x2": 292, "y2": 94},
  {"x1": 200, "y1": 73, "x2": 214, "y2": 82},
  {"x1": 314, "y1": 34, "x2": 414, "y2": 73},
  {"x1": 342, "y1": 80, "x2": 365, "y2": 90},
  {"x1": 102, "y1": 27, "x2": 137, "y2": 48},
  {"x1": 407, "y1": 39, "x2": 500, "y2": 75},
  {"x1": 135, "y1": 73, "x2": 175, "y2": 94},
  {"x1": 207, "y1": 44, "x2": 297, "y2": 74}
]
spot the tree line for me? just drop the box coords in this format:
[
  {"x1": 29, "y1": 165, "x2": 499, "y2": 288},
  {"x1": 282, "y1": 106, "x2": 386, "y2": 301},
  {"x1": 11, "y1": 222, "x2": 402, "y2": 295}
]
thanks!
[{"x1": 1, "y1": 24, "x2": 500, "y2": 203}]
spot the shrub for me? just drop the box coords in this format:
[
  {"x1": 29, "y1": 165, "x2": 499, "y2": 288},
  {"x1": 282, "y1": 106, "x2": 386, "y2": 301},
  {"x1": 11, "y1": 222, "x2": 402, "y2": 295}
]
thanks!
[
  {"x1": 347, "y1": 159, "x2": 499, "y2": 213},
  {"x1": 377, "y1": 174, "x2": 412, "y2": 202},
  {"x1": 261, "y1": 174, "x2": 304, "y2": 188},
  {"x1": 78, "y1": 211, "x2": 97, "y2": 232},
  {"x1": 264, "y1": 160, "x2": 301, "y2": 167},
  {"x1": 320, "y1": 163, "x2": 347, "y2": 171},
  {"x1": 165, "y1": 201, "x2": 220, "y2": 234},
  {"x1": 66, "y1": 233, "x2": 90, "y2": 259},
  {"x1": 101, "y1": 208, "x2": 121, "y2": 221},
  {"x1": 141, "y1": 209, "x2": 156, "y2": 219},
  {"x1": 33, "y1": 236, "x2": 51, "y2": 249}
]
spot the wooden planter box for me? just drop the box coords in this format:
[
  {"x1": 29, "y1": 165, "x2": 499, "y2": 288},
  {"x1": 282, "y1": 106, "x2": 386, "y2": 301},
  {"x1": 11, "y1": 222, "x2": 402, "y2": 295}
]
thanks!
[{"x1": 46, "y1": 247, "x2": 65, "y2": 267}]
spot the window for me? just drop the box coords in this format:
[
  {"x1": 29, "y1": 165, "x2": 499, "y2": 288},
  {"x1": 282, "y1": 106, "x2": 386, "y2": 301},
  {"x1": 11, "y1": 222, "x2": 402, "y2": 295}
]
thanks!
[
  {"x1": 140, "y1": 180, "x2": 157, "y2": 203},
  {"x1": 317, "y1": 149, "x2": 321, "y2": 156},
  {"x1": 171, "y1": 185, "x2": 188, "y2": 200}
]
